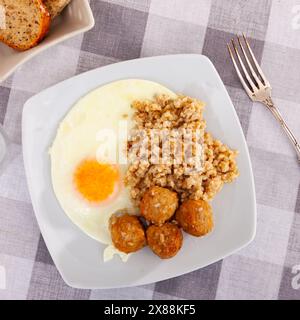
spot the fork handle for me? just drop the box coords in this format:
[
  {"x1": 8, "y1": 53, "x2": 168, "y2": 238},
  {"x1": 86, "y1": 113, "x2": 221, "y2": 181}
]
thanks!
[{"x1": 263, "y1": 97, "x2": 300, "y2": 162}]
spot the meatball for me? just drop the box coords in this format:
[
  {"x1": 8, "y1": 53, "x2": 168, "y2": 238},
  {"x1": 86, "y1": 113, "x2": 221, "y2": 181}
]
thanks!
[
  {"x1": 146, "y1": 223, "x2": 183, "y2": 259},
  {"x1": 110, "y1": 214, "x2": 146, "y2": 253},
  {"x1": 140, "y1": 186, "x2": 178, "y2": 225},
  {"x1": 175, "y1": 199, "x2": 214, "y2": 237}
]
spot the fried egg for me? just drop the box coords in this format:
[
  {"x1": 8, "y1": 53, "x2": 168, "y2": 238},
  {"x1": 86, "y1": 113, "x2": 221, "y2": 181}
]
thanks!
[{"x1": 50, "y1": 79, "x2": 176, "y2": 261}]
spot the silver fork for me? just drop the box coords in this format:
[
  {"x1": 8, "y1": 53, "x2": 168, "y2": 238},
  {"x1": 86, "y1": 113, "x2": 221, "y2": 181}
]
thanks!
[{"x1": 227, "y1": 34, "x2": 300, "y2": 162}]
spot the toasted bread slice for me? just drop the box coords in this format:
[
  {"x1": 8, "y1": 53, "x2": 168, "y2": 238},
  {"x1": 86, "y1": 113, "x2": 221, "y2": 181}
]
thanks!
[
  {"x1": 43, "y1": 0, "x2": 71, "y2": 18},
  {"x1": 0, "y1": 0, "x2": 51, "y2": 51}
]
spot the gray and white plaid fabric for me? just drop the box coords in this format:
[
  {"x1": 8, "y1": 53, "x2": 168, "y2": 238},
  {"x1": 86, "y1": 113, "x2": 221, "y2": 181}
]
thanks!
[{"x1": 1, "y1": 0, "x2": 300, "y2": 300}]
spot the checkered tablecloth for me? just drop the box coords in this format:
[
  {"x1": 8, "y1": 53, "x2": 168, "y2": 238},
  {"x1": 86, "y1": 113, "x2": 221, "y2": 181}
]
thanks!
[{"x1": 0, "y1": 0, "x2": 300, "y2": 300}]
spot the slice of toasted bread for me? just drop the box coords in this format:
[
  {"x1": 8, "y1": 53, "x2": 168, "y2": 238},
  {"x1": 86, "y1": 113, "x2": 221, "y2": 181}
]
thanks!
[
  {"x1": 43, "y1": 0, "x2": 71, "y2": 18},
  {"x1": 0, "y1": 0, "x2": 51, "y2": 51}
]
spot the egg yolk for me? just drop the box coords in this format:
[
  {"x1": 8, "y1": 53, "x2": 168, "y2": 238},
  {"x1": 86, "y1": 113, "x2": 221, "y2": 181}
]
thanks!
[{"x1": 74, "y1": 159, "x2": 119, "y2": 203}]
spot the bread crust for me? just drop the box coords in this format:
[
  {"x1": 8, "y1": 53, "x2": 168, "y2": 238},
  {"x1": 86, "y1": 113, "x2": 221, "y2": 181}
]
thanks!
[
  {"x1": 0, "y1": 0, "x2": 51, "y2": 51},
  {"x1": 43, "y1": 0, "x2": 71, "y2": 18}
]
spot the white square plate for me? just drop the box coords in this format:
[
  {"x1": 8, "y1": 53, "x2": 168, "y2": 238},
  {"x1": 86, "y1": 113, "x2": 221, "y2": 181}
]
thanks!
[
  {"x1": 0, "y1": 0, "x2": 94, "y2": 82},
  {"x1": 22, "y1": 54, "x2": 256, "y2": 289}
]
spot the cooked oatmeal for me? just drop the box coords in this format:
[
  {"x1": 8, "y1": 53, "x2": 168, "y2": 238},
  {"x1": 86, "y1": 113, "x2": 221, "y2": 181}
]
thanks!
[{"x1": 125, "y1": 94, "x2": 239, "y2": 204}]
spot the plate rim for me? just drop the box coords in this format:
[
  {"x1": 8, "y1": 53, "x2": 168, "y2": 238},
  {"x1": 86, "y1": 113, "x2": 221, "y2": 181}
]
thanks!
[{"x1": 22, "y1": 53, "x2": 257, "y2": 289}]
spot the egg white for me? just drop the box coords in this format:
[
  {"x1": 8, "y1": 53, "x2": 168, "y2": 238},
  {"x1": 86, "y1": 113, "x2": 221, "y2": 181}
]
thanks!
[{"x1": 50, "y1": 79, "x2": 176, "y2": 259}]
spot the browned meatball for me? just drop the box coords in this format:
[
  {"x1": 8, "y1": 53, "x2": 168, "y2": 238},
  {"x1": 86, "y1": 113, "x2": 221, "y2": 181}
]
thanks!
[
  {"x1": 175, "y1": 199, "x2": 214, "y2": 237},
  {"x1": 146, "y1": 223, "x2": 183, "y2": 259},
  {"x1": 140, "y1": 186, "x2": 178, "y2": 225},
  {"x1": 110, "y1": 214, "x2": 146, "y2": 253}
]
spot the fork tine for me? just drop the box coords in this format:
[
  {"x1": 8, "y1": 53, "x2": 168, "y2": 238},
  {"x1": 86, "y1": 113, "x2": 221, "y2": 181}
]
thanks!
[
  {"x1": 242, "y1": 33, "x2": 270, "y2": 87},
  {"x1": 231, "y1": 39, "x2": 257, "y2": 92},
  {"x1": 237, "y1": 35, "x2": 264, "y2": 88},
  {"x1": 227, "y1": 44, "x2": 253, "y2": 97}
]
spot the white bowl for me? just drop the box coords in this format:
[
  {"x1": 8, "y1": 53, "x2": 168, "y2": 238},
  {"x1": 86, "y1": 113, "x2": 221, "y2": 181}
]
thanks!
[
  {"x1": 0, "y1": 0, "x2": 94, "y2": 82},
  {"x1": 22, "y1": 54, "x2": 256, "y2": 289}
]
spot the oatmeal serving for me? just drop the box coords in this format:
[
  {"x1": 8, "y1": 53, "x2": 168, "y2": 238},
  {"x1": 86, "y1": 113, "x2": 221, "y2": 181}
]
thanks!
[{"x1": 125, "y1": 94, "x2": 239, "y2": 203}]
